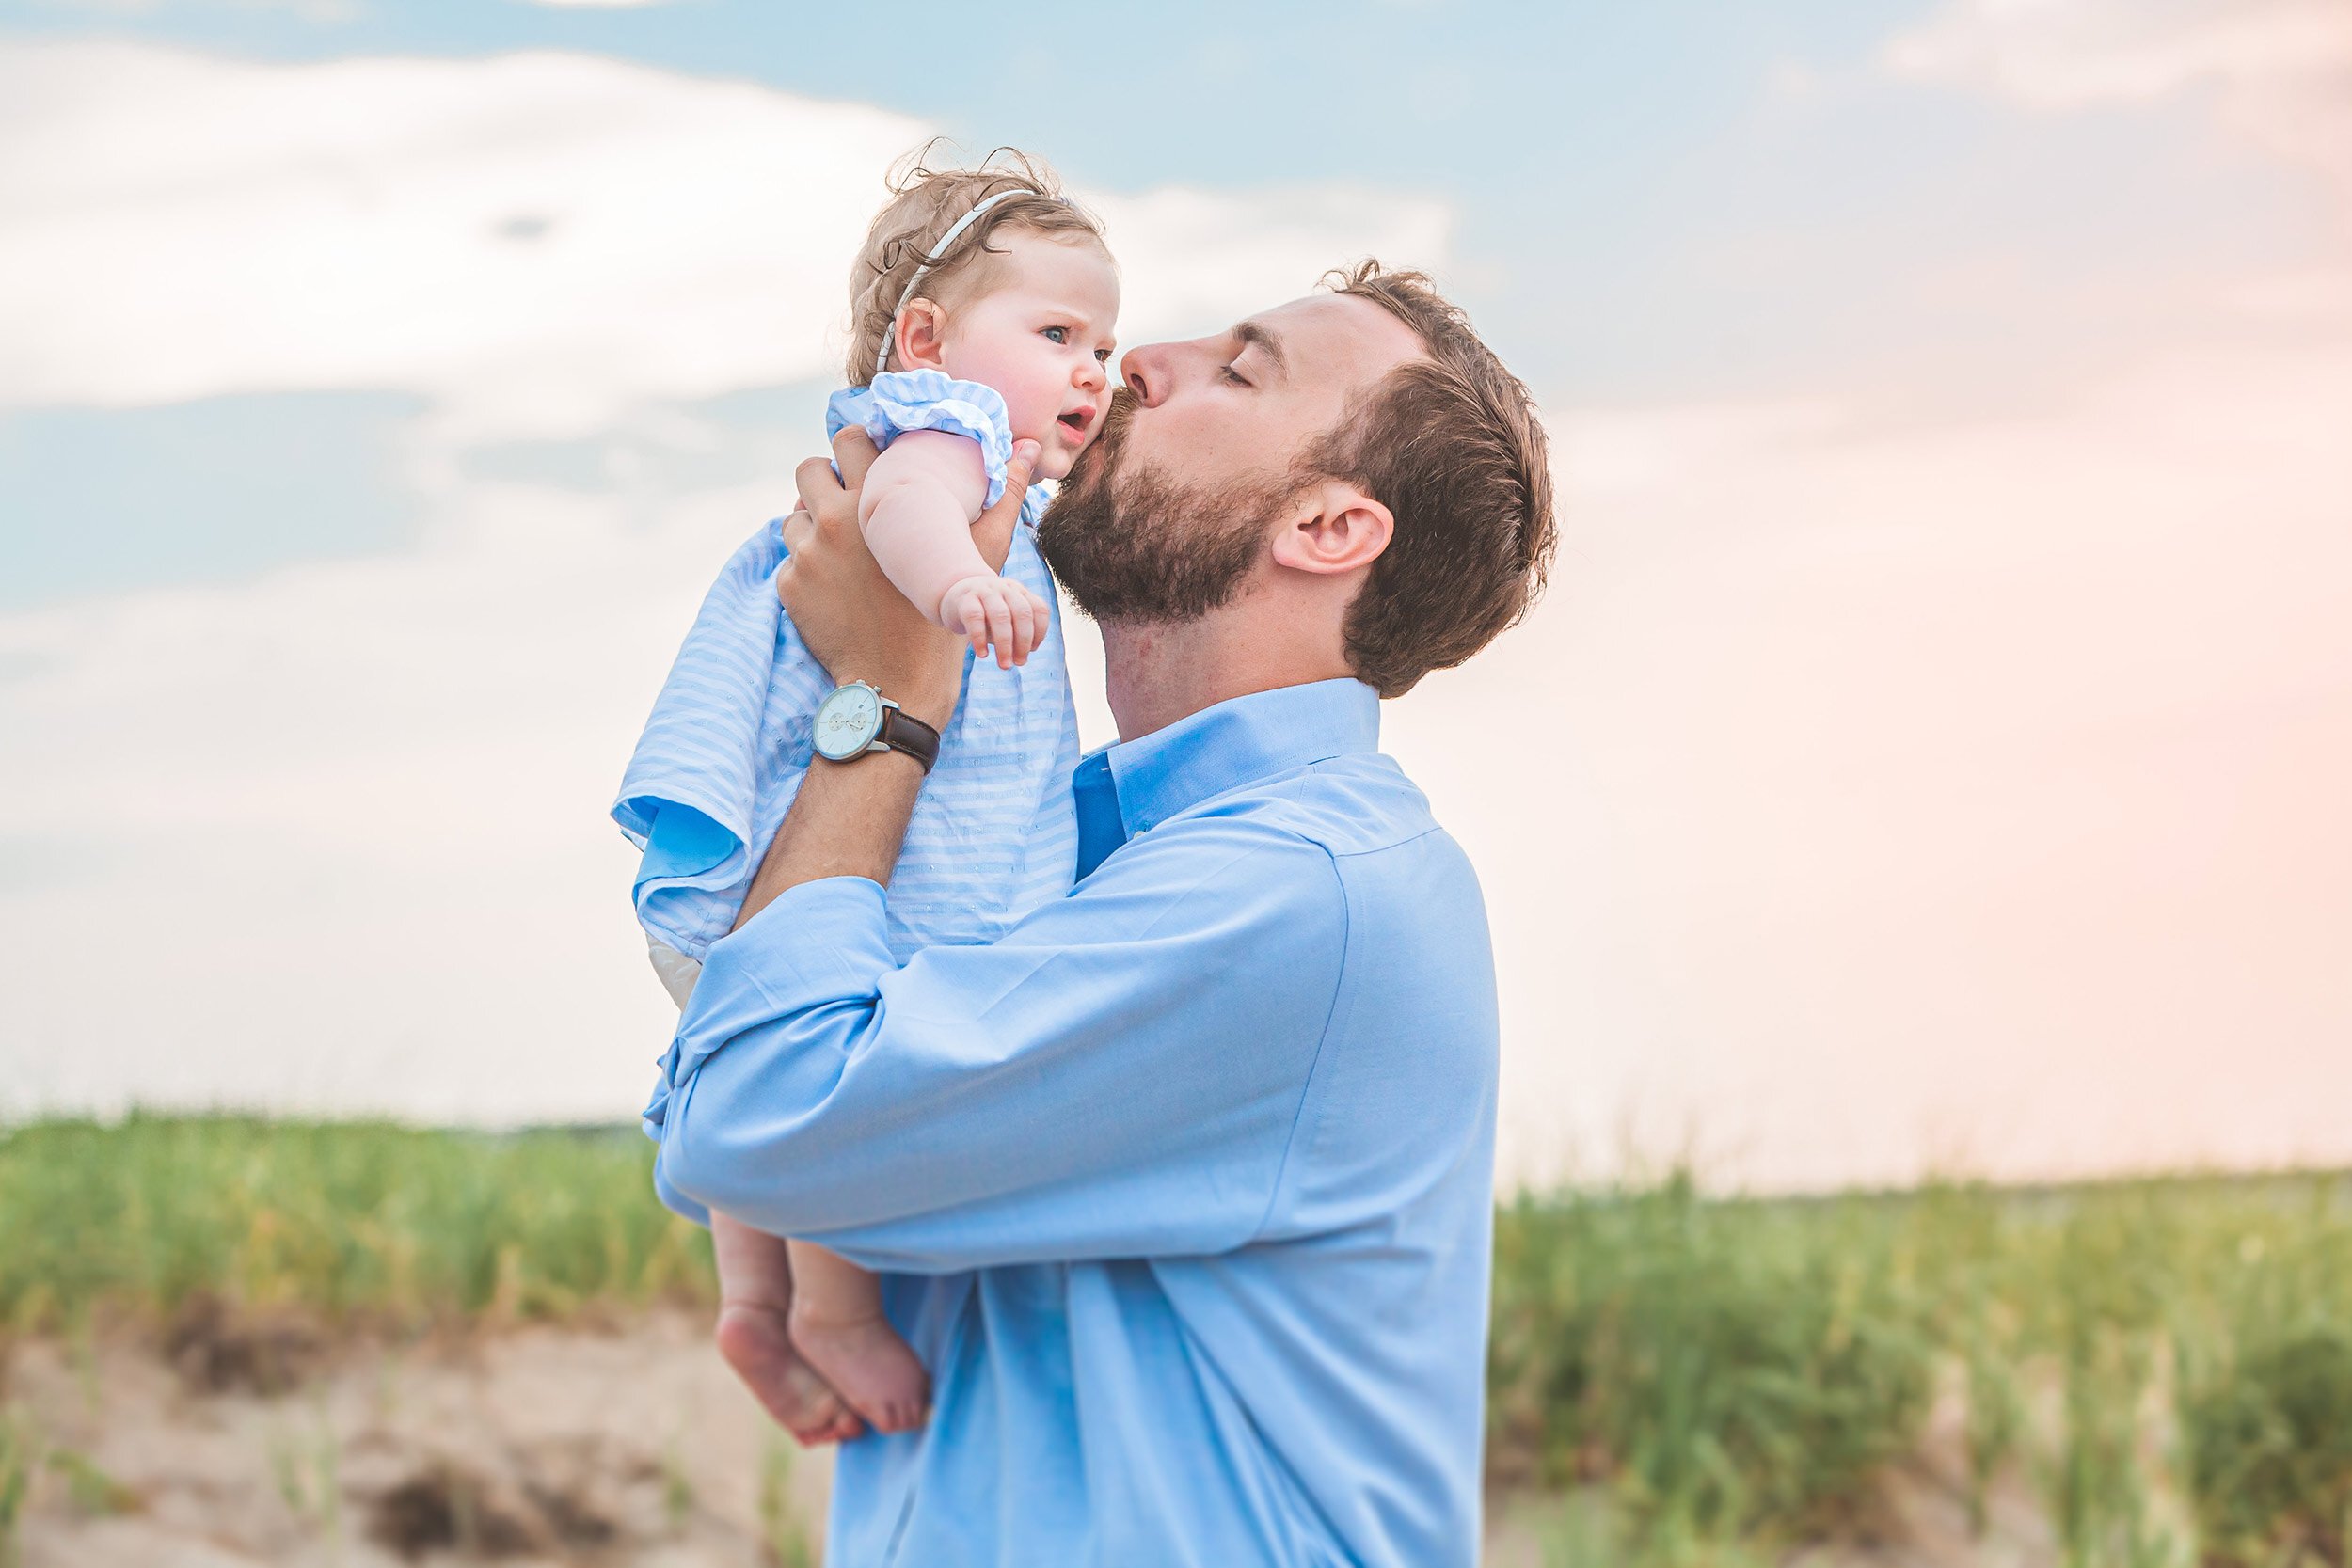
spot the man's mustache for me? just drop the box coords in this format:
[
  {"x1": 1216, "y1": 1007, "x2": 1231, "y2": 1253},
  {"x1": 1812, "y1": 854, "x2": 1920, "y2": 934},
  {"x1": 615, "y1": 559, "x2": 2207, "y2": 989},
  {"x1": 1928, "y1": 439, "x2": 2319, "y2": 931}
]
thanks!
[
  {"x1": 1075, "y1": 387, "x2": 1139, "y2": 477},
  {"x1": 1101, "y1": 385, "x2": 1139, "y2": 430}
]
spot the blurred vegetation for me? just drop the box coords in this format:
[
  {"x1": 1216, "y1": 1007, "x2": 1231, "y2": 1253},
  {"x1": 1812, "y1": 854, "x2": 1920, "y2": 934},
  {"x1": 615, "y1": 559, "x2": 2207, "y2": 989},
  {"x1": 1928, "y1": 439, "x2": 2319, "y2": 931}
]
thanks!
[
  {"x1": 6, "y1": 1118, "x2": 2352, "y2": 1565},
  {"x1": 0, "y1": 1115, "x2": 714, "y2": 1331},
  {"x1": 1491, "y1": 1171, "x2": 2352, "y2": 1567}
]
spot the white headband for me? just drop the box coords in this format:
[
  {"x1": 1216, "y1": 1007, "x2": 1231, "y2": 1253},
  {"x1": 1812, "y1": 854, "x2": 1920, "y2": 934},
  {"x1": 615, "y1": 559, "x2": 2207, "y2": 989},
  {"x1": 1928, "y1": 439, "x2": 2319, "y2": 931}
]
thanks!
[{"x1": 876, "y1": 187, "x2": 1036, "y2": 377}]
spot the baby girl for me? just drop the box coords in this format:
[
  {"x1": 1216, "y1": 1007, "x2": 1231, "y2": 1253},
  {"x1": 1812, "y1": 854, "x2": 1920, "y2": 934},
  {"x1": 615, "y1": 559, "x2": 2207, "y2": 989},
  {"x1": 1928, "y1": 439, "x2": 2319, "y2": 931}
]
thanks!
[{"x1": 612, "y1": 152, "x2": 1116, "y2": 1434}]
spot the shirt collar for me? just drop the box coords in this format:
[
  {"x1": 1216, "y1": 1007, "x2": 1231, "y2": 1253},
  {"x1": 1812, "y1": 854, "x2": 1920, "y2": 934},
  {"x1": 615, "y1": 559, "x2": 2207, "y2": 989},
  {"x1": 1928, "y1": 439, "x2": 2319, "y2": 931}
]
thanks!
[{"x1": 1104, "y1": 677, "x2": 1380, "y2": 838}]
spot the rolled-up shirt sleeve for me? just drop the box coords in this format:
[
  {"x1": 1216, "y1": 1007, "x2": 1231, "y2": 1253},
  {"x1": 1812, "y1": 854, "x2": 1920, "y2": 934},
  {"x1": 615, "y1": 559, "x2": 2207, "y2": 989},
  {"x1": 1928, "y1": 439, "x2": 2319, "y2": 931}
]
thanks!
[{"x1": 648, "y1": 816, "x2": 1348, "y2": 1273}]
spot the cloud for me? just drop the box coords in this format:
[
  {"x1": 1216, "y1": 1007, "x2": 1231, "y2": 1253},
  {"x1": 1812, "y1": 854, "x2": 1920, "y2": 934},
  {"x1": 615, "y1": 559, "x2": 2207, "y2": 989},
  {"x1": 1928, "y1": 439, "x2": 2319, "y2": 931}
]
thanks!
[
  {"x1": 1093, "y1": 184, "x2": 1451, "y2": 345},
  {"x1": 1885, "y1": 0, "x2": 2352, "y2": 205},
  {"x1": 0, "y1": 41, "x2": 1450, "y2": 445},
  {"x1": 0, "y1": 475, "x2": 763, "y2": 1124},
  {"x1": 0, "y1": 43, "x2": 902, "y2": 440},
  {"x1": 1884, "y1": 0, "x2": 2352, "y2": 106}
]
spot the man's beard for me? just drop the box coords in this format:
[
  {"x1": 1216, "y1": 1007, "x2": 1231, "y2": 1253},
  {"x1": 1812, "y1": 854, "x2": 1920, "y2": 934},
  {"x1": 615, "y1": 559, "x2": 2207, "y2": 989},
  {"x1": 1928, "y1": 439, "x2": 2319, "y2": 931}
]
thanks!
[{"x1": 1038, "y1": 388, "x2": 1301, "y2": 624}]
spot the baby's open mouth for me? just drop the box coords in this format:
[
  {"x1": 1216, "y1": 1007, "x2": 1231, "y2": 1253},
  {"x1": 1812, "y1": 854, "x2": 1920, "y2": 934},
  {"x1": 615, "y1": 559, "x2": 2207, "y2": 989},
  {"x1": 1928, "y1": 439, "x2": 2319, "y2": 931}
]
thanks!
[{"x1": 1057, "y1": 408, "x2": 1092, "y2": 438}]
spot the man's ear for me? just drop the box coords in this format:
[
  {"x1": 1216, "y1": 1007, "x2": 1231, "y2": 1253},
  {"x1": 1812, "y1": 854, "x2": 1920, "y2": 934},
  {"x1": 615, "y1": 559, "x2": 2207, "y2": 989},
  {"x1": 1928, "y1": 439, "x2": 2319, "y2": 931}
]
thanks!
[
  {"x1": 1270, "y1": 480, "x2": 1393, "y2": 578},
  {"x1": 893, "y1": 300, "x2": 950, "y2": 373}
]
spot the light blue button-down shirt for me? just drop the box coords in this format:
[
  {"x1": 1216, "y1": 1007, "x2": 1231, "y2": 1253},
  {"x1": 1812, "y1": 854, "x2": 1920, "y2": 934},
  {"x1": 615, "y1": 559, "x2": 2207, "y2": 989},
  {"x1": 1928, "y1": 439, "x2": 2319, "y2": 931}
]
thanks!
[{"x1": 647, "y1": 677, "x2": 1500, "y2": 1567}]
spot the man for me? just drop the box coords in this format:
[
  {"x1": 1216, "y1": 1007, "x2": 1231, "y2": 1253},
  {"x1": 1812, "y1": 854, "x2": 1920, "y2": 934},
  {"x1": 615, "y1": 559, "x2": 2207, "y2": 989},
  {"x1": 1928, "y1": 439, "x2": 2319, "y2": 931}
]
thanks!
[{"x1": 646, "y1": 262, "x2": 1555, "y2": 1566}]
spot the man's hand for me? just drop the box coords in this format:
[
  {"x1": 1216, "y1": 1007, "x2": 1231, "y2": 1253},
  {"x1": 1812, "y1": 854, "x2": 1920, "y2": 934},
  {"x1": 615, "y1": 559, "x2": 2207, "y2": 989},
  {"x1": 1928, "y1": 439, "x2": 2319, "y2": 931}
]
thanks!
[{"x1": 779, "y1": 428, "x2": 1040, "y2": 730}]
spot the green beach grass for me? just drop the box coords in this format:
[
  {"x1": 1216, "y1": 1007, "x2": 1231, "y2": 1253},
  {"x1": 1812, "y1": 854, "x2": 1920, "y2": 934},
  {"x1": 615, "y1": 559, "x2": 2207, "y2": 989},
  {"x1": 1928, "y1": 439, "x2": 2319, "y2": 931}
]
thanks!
[
  {"x1": 1491, "y1": 1173, "x2": 2352, "y2": 1566},
  {"x1": 0, "y1": 1116, "x2": 713, "y2": 1329},
  {"x1": 6, "y1": 1116, "x2": 2352, "y2": 1566}
]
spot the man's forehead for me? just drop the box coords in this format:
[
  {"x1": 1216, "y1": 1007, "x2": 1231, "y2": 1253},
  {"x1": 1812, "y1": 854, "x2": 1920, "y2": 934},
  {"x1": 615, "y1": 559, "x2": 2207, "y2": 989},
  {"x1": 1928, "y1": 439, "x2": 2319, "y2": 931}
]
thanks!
[{"x1": 1248, "y1": 293, "x2": 1423, "y2": 386}]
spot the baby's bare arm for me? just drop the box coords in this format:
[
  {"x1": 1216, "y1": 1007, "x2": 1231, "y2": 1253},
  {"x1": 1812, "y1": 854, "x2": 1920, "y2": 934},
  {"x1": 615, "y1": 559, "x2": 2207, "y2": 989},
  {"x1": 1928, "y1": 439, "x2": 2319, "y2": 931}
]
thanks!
[{"x1": 855, "y1": 431, "x2": 994, "y2": 626}]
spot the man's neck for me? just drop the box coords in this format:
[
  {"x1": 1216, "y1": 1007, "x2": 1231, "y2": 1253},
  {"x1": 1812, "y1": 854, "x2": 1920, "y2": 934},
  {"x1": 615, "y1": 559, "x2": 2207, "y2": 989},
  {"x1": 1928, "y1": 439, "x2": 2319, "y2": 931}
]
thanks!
[{"x1": 1099, "y1": 605, "x2": 1357, "y2": 743}]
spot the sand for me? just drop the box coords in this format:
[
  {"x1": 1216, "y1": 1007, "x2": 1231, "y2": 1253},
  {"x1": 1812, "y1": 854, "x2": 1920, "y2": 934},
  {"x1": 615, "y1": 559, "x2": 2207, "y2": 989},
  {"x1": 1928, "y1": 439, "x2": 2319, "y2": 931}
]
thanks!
[
  {"x1": 4, "y1": 1307, "x2": 832, "y2": 1567},
  {"x1": 5, "y1": 1308, "x2": 2061, "y2": 1567}
]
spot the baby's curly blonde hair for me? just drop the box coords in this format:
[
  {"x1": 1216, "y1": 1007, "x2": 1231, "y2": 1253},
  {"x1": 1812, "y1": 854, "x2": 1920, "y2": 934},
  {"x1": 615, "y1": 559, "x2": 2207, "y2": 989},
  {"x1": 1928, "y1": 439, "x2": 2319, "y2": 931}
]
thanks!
[{"x1": 845, "y1": 144, "x2": 1110, "y2": 387}]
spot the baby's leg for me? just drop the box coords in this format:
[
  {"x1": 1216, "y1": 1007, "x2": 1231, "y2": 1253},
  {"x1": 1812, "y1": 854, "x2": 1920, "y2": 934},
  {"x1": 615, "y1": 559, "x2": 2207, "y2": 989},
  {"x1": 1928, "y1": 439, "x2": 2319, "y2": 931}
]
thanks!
[
  {"x1": 786, "y1": 1239, "x2": 930, "y2": 1433},
  {"x1": 711, "y1": 1213, "x2": 863, "y2": 1444}
]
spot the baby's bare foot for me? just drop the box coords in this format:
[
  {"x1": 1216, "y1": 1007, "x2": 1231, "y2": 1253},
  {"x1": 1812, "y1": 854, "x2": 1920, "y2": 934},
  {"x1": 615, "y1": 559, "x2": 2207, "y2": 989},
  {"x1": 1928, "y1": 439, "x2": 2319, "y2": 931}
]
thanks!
[
  {"x1": 788, "y1": 1300, "x2": 930, "y2": 1435},
  {"x1": 717, "y1": 1300, "x2": 863, "y2": 1445}
]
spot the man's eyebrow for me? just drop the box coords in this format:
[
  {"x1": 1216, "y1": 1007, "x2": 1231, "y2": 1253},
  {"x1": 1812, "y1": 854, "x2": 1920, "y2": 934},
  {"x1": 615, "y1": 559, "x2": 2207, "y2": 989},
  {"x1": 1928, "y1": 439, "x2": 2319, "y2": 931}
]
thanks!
[{"x1": 1233, "y1": 320, "x2": 1289, "y2": 379}]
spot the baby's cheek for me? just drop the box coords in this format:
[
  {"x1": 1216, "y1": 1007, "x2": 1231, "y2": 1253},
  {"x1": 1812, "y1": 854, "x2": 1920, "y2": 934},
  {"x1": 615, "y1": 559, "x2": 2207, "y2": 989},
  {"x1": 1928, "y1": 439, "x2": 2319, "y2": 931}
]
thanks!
[{"x1": 997, "y1": 376, "x2": 1064, "y2": 444}]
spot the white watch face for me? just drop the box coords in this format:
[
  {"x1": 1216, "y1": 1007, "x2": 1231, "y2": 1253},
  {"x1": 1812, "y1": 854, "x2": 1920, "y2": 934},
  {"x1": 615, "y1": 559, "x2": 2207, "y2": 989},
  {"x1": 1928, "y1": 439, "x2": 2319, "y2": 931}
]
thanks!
[{"x1": 813, "y1": 683, "x2": 884, "y2": 761}]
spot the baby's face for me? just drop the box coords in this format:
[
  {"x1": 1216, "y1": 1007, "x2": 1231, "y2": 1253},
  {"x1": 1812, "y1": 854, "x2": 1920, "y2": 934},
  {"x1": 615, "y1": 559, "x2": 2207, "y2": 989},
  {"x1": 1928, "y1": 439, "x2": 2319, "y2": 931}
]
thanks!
[{"x1": 938, "y1": 232, "x2": 1120, "y2": 483}]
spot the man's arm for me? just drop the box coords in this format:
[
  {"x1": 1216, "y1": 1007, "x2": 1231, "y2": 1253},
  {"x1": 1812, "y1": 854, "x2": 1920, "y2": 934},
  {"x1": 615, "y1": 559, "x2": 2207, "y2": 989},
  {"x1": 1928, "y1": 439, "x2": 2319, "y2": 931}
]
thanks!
[{"x1": 655, "y1": 812, "x2": 1348, "y2": 1272}]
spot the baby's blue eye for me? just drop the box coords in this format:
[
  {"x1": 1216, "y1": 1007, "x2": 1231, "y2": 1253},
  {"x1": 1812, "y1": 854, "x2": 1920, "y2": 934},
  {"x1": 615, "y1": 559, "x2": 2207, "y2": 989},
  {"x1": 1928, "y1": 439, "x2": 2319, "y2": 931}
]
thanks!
[{"x1": 1041, "y1": 325, "x2": 1068, "y2": 344}]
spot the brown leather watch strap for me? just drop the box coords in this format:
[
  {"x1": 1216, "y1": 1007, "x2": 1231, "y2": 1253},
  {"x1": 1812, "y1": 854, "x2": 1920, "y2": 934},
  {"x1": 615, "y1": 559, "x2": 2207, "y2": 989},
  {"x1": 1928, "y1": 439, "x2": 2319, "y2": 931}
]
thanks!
[{"x1": 879, "y1": 705, "x2": 942, "y2": 774}]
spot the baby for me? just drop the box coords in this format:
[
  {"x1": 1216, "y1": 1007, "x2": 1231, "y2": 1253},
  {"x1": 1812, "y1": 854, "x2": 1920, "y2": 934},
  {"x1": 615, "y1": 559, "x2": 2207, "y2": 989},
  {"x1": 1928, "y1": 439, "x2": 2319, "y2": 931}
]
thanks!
[{"x1": 613, "y1": 152, "x2": 1116, "y2": 1434}]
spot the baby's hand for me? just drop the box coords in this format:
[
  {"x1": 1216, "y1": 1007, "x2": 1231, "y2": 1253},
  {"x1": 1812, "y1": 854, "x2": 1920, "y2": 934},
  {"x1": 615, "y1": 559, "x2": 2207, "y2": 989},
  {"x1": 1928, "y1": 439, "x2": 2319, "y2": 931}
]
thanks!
[{"x1": 938, "y1": 573, "x2": 1053, "y2": 669}]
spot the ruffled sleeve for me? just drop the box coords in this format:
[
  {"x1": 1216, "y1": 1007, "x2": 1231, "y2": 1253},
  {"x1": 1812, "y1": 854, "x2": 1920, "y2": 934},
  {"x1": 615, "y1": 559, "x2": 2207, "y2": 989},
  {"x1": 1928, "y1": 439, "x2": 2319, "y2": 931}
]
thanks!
[{"x1": 828, "y1": 370, "x2": 1054, "y2": 528}]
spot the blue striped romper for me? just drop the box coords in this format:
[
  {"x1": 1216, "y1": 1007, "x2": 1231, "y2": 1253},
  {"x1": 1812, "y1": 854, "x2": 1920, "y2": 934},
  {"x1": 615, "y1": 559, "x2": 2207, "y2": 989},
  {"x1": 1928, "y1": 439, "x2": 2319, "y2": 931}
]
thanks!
[{"x1": 612, "y1": 371, "x2": 1081, "y2": 1004}]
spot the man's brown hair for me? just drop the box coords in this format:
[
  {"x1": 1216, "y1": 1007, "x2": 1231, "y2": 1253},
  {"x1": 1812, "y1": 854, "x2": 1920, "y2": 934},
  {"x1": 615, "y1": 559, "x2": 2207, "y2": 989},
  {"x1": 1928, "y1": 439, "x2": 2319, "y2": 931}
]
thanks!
[
  {"x1": 845, "y1": 145, "x2": 1109, "y2": 387},
  {"x1": 1310, "y1": 261, "x2": 1556, "y2": 697}
]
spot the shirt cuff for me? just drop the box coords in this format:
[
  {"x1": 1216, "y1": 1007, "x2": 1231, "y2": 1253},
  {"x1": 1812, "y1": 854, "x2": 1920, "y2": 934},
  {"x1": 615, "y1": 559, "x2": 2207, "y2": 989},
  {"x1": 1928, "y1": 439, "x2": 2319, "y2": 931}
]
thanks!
[
  {"x1": 653, "y1": 1134, "x2": 711, "y2": 1227},
  {"x1": 700, "y1": 874, "x2": 896, "y2": 1020}
]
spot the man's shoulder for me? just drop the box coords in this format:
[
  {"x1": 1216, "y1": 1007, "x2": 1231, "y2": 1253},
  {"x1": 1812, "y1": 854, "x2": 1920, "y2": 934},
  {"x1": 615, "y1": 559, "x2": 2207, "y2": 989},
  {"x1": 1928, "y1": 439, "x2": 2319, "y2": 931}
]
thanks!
[
  {"x1": 1094, "y1": 754, "x2": 1445, "y2": 915},
  {"x1": 1175, "y1": 758, "x2": 1490, "y2": 970},
  {"x1": 1098, "y1": 752, "x2": 1477, "y2": 948},
  {"x1": 1181, "y1": 752, "x2": 1447, "y2": 861}
]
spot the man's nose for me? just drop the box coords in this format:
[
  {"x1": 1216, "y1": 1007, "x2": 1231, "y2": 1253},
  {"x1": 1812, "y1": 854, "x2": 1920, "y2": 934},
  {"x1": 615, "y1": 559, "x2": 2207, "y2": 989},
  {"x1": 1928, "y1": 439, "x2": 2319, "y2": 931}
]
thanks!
[{"x1": 1120, "y1": 342, "x2": 1176, "y2": 408}]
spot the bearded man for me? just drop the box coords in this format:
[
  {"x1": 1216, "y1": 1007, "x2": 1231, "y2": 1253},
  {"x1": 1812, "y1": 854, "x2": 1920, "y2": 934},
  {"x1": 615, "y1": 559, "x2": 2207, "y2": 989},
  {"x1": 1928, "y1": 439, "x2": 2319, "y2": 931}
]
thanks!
[{"x1": 645, "y1": 262, "x2": 1555, "y2": 1567}]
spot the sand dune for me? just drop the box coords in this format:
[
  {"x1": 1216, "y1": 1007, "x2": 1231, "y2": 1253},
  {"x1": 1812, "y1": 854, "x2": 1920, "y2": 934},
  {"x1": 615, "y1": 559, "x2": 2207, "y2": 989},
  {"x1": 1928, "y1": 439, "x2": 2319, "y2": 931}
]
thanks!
[{"x1": 5, "y1": 1308, "x2": 831, "y2": 1567}]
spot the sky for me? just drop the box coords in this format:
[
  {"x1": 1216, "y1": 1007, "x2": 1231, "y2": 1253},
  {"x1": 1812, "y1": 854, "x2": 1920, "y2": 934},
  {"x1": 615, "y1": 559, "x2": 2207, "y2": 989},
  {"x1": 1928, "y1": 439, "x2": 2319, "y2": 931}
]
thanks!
[{"x1": 1, "y1": 0, "x2": 2346, "y2": 1191}]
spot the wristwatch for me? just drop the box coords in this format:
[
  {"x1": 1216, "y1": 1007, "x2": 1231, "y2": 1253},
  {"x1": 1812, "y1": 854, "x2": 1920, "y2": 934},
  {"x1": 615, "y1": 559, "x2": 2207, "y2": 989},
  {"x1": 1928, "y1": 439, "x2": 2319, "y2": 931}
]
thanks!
[{"x1": 811, "y1": 680, "x2": 942, "y2": 774}]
